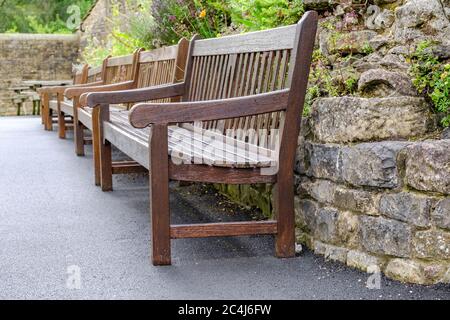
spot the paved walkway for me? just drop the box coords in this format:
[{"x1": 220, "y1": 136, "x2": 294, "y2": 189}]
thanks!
[{"x1": 0, "y1": 117, "x2": 449, "y2": 299}]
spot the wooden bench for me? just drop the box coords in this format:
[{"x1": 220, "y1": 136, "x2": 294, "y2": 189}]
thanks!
[
  {"x1": 83, "y1": 12, "x2": 318, "y2": 265},
  {"x1": 65, "y1": 51, "x2": 140, "y2": 157},
  {"x1": 38, "y1": 65, "x2": 94, "y2": 131},
  {"x1": 64, "y1": 39, "x2": 189, "y2": 186}
]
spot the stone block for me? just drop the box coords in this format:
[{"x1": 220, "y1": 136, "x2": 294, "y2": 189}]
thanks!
[
  {"x1": 432, "y1": 198, "x2": 450, "y2": 230},
  {"x1": 299, "y1": 178, "x2": 336, "y2": 204},
  {"x1": 324, "y1": 245, "x2": 348, "y2": 263},
  {"x1": 294, "y1": 197, "x2": 318, "y2": 233},
  {"x1": 313, "y1": 240, "x2": 327, "y2": 255},
  {"x1": 304, "y1": 142, "x2": 343, "y2": 182},
  {"x1": 313, "y1": 241, "x2": 348, "y2": 263},
  {"x1": 310, "y1": 97, "x2": 432, "y2": 143},
  {"x1": 379, "y1": 192, "x2": 433, "y2": 227},
  {"x1": 334, "y1": 186, "x2": 379, "y2": 215},
  {"x1": 347, "y1": 250, "x2": 385, "y2": 272},
  {"x1": 385, "y1": 258, "x2": 447, "y2": 285},
  {"x1": 358, "y1": 69, "x2": 416, "y2": 96},
  {"x1": 314, "y1": 207, "x2": 340, "y2": 244},
  {"x1": 413, "y1": 230, "x2": 450, "y2": 260},
  {"x1": 360, "y1": 216, "x2": 412, "y2": 257},
  {"x1": 402, "y1": 140, "x2": 450, "y2": 195},
  {"x1": 327, "y1": 30, "x2": 377, "y2": 55},
  {"x1": 337, "y1": 211, "x2": 360, "y2": 248},
  {"x1": 341, "y1": 141, "x2": 410, "y2": 188}
]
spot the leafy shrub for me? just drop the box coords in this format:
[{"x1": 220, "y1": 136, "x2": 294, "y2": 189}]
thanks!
[
  {"x1": 410, "y1": 41, "x2": 450, "y2": 127},
  {"x1": 0, "y1": 0, "x2": 94, "y2": 33},
  {"x1": 150, "y1": 0, "x2": 230, "y2": 46},
  {"x1": 229, "y1": 0, "x2": 304, "y2": 31}
]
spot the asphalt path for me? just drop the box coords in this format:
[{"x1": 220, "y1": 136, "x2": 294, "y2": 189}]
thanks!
[{"x1": 0, "y1": 117, "x2": 448, "y2": 299}]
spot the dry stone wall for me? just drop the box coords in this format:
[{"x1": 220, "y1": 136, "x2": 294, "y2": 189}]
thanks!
[
  {"x1": 224, "y1": 0, "x2": 450, "y2": 285},
  {"x1": 295, "y1": 0, "x2": 450, "y2": 285},
  {"x1": 0, "y1": 34, "x2": 79, "y2": 116}
]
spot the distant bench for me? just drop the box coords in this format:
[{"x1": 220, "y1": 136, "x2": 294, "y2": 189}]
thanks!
[{"x1": 63, "y1": 40, "x2": 188, "y2": 185}]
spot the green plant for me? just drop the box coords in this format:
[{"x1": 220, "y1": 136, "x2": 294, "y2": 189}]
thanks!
[
  {"x1": 304, "y1": 85, "x2": 319, "y2": 116},
  {"x1": 0, "y1": 0, "x2": 94, "y2": 33},
  {"x1": 151, "y1": 0, "x2": 230, "y2": 46},
  {"x1": 303, "y1": 49, "x2": 359, "y2": 116},
  {"x1": 361, "y1": 42, "x2": 373, "y2": 55},
  {"x1": 229, "y1": 0, "x2": 304, "y2": 31},
  {"x1": 344, "y1": 76, "x2": 358, "y2": 93},
  {"x1": 410, "y1": 41, "x2": 450, "y2": 127}
]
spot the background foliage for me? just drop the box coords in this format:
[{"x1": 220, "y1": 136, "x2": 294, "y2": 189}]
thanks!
[
  {"x1": 1, "y1": 0, "x2": 448, "y2": 127},
  {"x1": 0, "y1": 0, "x2": 95, "y2": 33}
]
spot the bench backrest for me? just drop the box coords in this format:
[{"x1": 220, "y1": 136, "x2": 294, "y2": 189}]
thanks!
[
  {"x1": 103, "y1": 53, "x2": 137, "y2": 85},
  {"x1": 84, "y1": 40, "x2": 189, "y2": 106},
  {"x1": 73, "y1": 65, "x2": 89, "y2": 85},
  {"x1": 87, "y1": 65, "x2": 103, "y2": 83},
  {"x1": 182, "y1": 13, "x2": 317, "y2": 152},
  {"x1": 135, "y1": 38, "x2": 189, "y2": 102}
]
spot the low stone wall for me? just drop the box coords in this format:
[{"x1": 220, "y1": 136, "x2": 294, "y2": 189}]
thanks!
[
  {"x1": 296, "y1": 121, "x2": 449, "y2": 285},
  {"x1": 219, "y1": 0, "x2": 450, "y2": 285},
  {"x1": 0, "y1": 34, "x2": 79, "y2": 116}
]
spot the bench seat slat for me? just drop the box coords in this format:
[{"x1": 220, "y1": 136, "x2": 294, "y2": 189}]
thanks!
[
  {"x1": 104, "y1": 111, "x2": 277, "y2": 169},
  {"x1": 48, "y1": 99, "x2": 73, "y2": 116}
]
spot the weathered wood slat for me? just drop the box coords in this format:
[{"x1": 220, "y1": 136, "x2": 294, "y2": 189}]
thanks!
[
  {"x1": 106, "y1": 54, "x2": 135, "y2": 67},
  {"x1": 112, "y1": 161, "x2": 147, "y2": 174},
  {"x1": 170, "y1": 221, "x2": 277, "y2": 239},
  {"x1": 78, "y1": 108, "x2": 93, "y2": 131},
  {"x1": 88, "y1": 65, "x2": 102, "y2": 77},
  {"x1": 169, "y1": 163, "x2": 276, "y2": 184},
  {"x1": 60, "y1": 101, "x2": 74, "y2": 116},
  {"x1": 104, "y1": 121, "x2": 150, "y2": 169},
  {"x1": 193, "y1": 24, "x2": 297, "y2": 56},
  {"x1": 108, "y1": 112, "x2": 277, "y2": 168},
  {"x1": 140, "y1": 45, "x2": 178, "y2": 63}
]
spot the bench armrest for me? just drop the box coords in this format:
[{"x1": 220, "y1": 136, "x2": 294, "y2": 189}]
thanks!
[
  {"x1": 82, "y1": 82, "x2": 186, "y2": 107},
  {"x1": 38, "y1": 81, "x2": 103, "y2": 95},
  {"x1": 65, "y1": 80, "x2": 135, "y2": 99},
  {"x1": 129, "y1": 89, "x2": 290, "y2": 128}
]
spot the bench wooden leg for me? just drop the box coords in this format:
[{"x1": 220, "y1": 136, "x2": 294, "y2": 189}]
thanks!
[
  {"x1": 273, "y1": 176, "x2": 295, "y2": 258},
  {"x1": 39, "y1": 100, "x2": 45, "y2": 125},
  {"x1": 92, "y1": 108, "x2": 102, "y2": 186},
  {"x1": 75, "y1": 120, "x2": 85, "y2": 156},
  {"x1": 58, "y1": 110, "x2": 66, "y2": 139},
  {"x1": 42, "y1": 93, "x2": 51, "y2": 131},
  {"x1": 96, "y1": 105, "x2": 113, "y2": 191},
  {"x1": 73, "y1": 101, "x2": 85, "y2": 157},
  {"x1": 46, "y1": 108, "x2": 53, "y2": 131},
  {"x1": 100, "y1": 139, "x2": 113, "y2": 191},
  {"x1": 150, "y1": 124, "x2": 171, "y2": 266}
]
